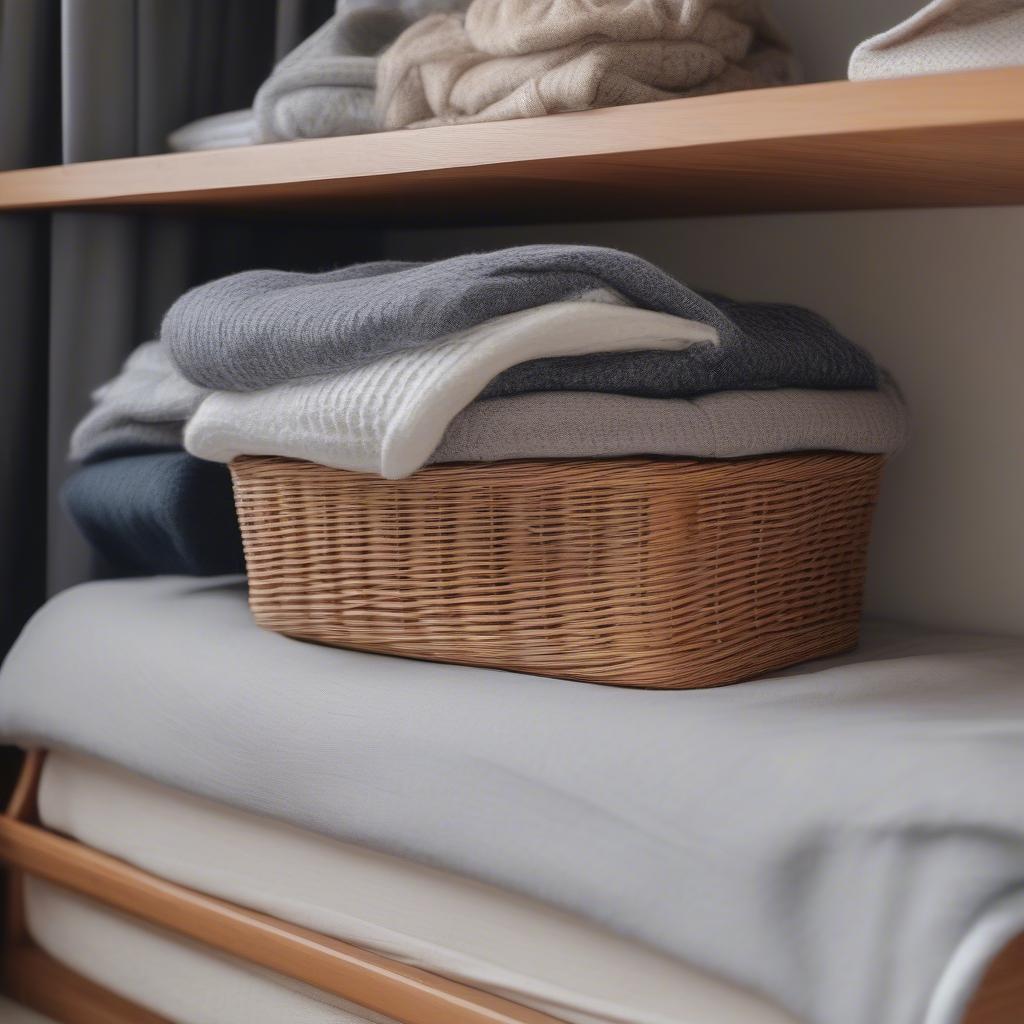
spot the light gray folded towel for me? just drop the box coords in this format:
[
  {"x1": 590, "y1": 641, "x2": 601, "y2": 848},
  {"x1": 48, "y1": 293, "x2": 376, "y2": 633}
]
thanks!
[
  {"x1": 162, "y1": 245, "x2": 877, "y2": 394},
  {"x1": 69, "y1": 342, "x2": 207, "y2": 463},
  {"x1": 167, "y1": 0, "x2": 469, "y2": 150},
  {"x1": 377, "y1": 0, "x2": 796, "y2": 129},
  {"x1": 254, "y1": 43, "x2": 379, "y2": 143},
  {"x1": 849, "y1": 0, "x2": 1024, "y2": 80},
  {"x1": 431, "y1": 383, "x2": 908, "y2": 464}
]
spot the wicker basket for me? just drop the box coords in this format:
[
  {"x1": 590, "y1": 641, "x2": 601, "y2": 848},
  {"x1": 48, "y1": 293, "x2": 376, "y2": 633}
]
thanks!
[{"x1": 230, "y1": 452, "x2": 883, "y2": 689}]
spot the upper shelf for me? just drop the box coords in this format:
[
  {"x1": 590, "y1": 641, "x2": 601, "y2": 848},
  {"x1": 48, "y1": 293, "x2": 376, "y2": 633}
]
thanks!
[{"x1": 2, "y1": 68, "x2": 1024, "y2": 224}]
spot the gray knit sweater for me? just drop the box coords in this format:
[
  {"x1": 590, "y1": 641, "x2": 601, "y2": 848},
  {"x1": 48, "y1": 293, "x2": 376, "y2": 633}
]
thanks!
[{"x1": 163, "y1": 245, "x2": 878, "y2": 396}]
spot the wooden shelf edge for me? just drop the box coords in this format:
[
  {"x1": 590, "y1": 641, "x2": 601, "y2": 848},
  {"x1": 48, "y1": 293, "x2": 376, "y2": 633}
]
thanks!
[{"x1": 1, "y1": 69, "x2": 1023, "y2": 219}]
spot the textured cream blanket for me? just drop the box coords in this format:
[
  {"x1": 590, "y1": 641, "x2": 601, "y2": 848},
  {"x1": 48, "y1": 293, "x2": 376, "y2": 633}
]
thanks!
[
  {"x1": 378, "y1": 0, "x2": 797, "y2": 128},
  {"x1": 849, "y1": 0, "x2": 1024, "y2": 81}
]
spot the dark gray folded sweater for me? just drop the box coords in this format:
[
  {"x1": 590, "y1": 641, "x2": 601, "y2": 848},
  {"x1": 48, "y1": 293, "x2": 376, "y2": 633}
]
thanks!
[
  {"x1": 163, "y1": 245, "x2": 878, "y2": 394},
  {"x1": 484, "y1": 292, "x2": 876, "y2": 399},
  {"x1": 63, "y1": 452, "x2": 245, "y2": 578}
]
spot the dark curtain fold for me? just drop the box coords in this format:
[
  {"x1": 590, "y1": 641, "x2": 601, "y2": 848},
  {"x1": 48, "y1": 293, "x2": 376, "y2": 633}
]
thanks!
[
  {"x1": 1, "y1": 0, "x2": 368, "y2": 653},
  {"x1": 0, "y1": 0, "x2": 60, "y2": 654}
]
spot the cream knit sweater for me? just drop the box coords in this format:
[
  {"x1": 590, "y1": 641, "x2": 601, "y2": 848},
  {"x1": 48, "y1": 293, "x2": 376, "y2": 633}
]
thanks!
[{"x1": 377, "y1": 0, "x2": 796, "y2": 128}]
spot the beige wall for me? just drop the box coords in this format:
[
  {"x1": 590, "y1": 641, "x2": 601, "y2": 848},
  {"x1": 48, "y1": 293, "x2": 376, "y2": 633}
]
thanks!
[{"x1": 383, "y1": 2, "x2": 1024, "y2": 635}]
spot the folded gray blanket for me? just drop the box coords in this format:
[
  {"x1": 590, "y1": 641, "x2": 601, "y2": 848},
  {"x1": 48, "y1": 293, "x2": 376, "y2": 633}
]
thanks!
[
  {"x1": 163, "y1": 245, "x2": 877, "y2": 394},
  {"x1": 69, "y1": 342, "x2": 206, "y2": 463},
  {"x1": 5, "y1": 577, "x2": 1024, "y2": 1024},
  {"x1": 253, "y1": 0, "x2": 469, "y2": 142},
  {"x1": 430, "y1": 382, "x2": 908, "y2": 463},
  {"x1": 167, "y1": 0, "x2": 471, "y2": 150}
]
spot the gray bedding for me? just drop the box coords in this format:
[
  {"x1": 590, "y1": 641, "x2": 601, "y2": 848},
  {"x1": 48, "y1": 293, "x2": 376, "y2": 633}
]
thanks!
[{"x1": 2, "y1": 576, "x2": 1023, "y2": 1024}]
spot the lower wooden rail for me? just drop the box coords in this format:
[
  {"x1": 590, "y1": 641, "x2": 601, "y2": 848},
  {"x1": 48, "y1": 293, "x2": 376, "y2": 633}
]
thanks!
[{"x1": 0, "y1": 751, "x2": 559, "y2": 1024}]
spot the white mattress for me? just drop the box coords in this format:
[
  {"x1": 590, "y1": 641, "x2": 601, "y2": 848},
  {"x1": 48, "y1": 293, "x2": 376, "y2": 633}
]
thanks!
[
  {"x1": 37, "y1": 750, "x2": 799, "y2": 1024},
  {"x1": 24, "y1": 877, "x2": 393, "y2": 1024}
]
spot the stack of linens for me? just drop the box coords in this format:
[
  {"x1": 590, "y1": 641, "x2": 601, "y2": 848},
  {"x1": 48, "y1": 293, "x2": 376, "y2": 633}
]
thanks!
[
  {"x1": 169, "y1": 0, "x2": 798, "y2": 148},
  {"x1": 3, "y1": 577, "x2": 1024, "y2": 1024},
  {"x1": 377, "y1": 0, "x2": 796, "y2": 128},
  {"x1": 65, "y1": 244, "x2": 906, "y2": 576}
]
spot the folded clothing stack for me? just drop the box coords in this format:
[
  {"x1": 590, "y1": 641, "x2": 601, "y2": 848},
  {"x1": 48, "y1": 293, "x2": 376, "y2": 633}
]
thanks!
[
  {"x1": 169, "y1": 0, "x2": 797, "y2": 148},
  {"x1": 377, "y1": 0, "x2": 797, "y2": 128},
  {"x1": 5, "y1": 577, "x2": 1024, "y2": 1024},
  {"x1": 169, "y1": 0, "x2": 470, "y2": 150},
  {"x1": 65, "y1": 243, "x2": 906, "y2": 576}
]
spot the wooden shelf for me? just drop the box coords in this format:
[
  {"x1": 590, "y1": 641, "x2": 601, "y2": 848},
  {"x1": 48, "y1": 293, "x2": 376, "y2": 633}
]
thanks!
[{"x1": 1, "y1": 68, "x2": 1023, "y2": 223}]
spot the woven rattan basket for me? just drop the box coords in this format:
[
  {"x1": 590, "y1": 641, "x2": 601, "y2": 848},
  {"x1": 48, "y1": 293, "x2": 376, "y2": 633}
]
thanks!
[{"x1": 230, "y1": 452, "x2": 883, "y2": 689}]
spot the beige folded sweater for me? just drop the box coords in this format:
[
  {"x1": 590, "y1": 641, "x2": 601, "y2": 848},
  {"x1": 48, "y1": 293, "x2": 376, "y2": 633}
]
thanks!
[
  {"x1": 465, "y1": 0, "x2": 784, "y2": 55},
  {"x1": 378, "y1": 0, "x2": 796, "y2": 128}
]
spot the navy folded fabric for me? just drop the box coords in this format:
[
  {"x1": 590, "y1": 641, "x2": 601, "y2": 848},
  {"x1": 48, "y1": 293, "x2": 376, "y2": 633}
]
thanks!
[
  {"x1": 62, "y1": 452, "x2": 244, "y2": 577},
  {"x1": 162, "y1": 245, "x2": 879, "y2": 394}
]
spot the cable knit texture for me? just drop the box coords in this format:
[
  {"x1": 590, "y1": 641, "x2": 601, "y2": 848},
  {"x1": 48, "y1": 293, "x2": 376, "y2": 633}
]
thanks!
[
  {"x1": 377, "y1": 0, "x2": 796, "y2": 128},
  {"x1": 849, "y1": 0, "x2": 1024, "y2": 80},
  {"x1": 184, "y1": 296, "x2": 719, "y2": 478},
  {"x1": 430, "y1": 381, "x2": 908, "y2": 464},
  {"x1": 465, "y1": 0, "x2": 784, "y2": 54},
  {"x1": 163, "y1": 245, "x2": 873, "y2": 393}
]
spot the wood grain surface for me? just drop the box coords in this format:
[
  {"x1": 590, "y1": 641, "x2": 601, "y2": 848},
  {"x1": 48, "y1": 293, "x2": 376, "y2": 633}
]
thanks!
[{"x1": 0, "y1": 70, "x2": 1022, "y2": 222}]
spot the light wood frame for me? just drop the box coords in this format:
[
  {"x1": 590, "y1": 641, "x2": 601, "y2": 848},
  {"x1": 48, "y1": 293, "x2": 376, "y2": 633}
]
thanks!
[
  {"x1": 2, "y1": 751, "x2": 1024, "y2": 1024},
  {"x1": 1, "y1": 751, "x2": 562, "y2": 1024}
]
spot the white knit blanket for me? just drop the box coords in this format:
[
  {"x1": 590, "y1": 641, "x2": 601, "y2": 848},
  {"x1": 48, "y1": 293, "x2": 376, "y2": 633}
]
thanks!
[
  {"x1": 849, "y1": 0, "x2": 1024, "y2": 80},
  {"x1": 184, "y1": 294, "x2": 717, "y2": 478}
]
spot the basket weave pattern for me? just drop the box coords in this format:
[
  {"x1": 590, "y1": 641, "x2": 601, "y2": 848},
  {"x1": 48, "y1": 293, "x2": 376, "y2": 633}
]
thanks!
[{"x1": 231, "y1": 453, "x2": 883, "y2": 688}]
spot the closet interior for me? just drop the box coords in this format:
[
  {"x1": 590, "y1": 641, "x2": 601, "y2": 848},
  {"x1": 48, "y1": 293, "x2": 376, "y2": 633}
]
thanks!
[{"x1": 1, "y1": 2, "x2": 1023, "y2": 1023}]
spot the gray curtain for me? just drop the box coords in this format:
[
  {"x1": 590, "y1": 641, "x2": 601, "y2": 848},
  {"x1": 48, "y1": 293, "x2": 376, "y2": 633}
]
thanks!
[{"x1": 1, "y1": 0, "x2": 371, "y2": 656}]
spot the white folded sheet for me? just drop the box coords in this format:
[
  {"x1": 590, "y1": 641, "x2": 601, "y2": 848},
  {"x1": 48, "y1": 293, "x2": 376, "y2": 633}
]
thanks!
[
  {"x1": 36, "y1": 750, "x2": 798, "y2": 1024},
  {"x1": 24, "y1": 878, "x2": 392, "y2": 1024}
]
